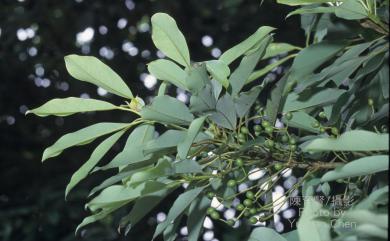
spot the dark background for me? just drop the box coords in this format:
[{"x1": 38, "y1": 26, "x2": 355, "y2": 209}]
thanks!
[{"x1": 0, "y1": 1, "x2": 302, "y2": 240}]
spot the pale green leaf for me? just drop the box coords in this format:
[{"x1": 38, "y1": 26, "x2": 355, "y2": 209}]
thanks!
[
  {"x1": 42, "y1": 122, "x2": 129, "y2": 162},
  {"x1": 286, "y1": 6, "x2": 335, "y2": 18},
  {"x1": 141, "y1": 95, "x2": 194, "y2": 125},
  {"x1": 178, "y1": 116, "x2": 208, "y2": 159},
  {"x1": 186, "y1": 63, "x2": 208, "y2": 94},
  {"x1": 151, "y1": 13, "x2": 190, "y2": 67},
  {"x1": 321, "y1": 155, "x2": 389, "y2": 182},
  {"x1": 65, "y1": 130, "x2": 125, "y2": 198},
  {"x1": 303, "y1": 130, "x2": 389, "y2": 152},
  {"x1": 234, "y1": 86, "x2": 261, "y2": 118},
  {"x1": 188, "y1": 197, "x2": 212, "y2": 241},
  {"x1": 206, "y1": 60, "x2": 230, "y2": 88},
  {"x1": 248, "y1": 227, "x2": 287, "y2": 241},
  {"x1": 277, "y1": 0, "x2": 331, "y2": 6},
  {"x1": 263, "y1": 43, "x2": 301, "y2": 59},
  {"x1": 27, "y1": 97, "x2": 117, "y2": 117},
  {"x1": 147, "y1": 59, "x2": 188, "y2": 90},
  {"x1": 64, "y1": 55, "x2": 133, "y2": 99}
]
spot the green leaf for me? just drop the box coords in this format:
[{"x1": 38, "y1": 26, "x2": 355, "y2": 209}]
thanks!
[
  {"x1": 65, "y1": 130, "x2": 125, "y2": 198},
  {"x1": 64, "y1": 55, "x2": 133, "y2": 99},
  {"x1": 151, "y1": 13, "x2": 190, "y2": 67},
  {"x1": 321, "y1": 155, "x2": 389, "y2": 182},
  {"x1": 188, "y1": 197, "x2": 212, "y2": 241},
  {"x1": 219, "y1": 26, "x2": 275, "y2": 65},
  {"x1": 335, "y1": 0, "x2": 368, "y2": 20},
  {"x1": 126, "y1": 159, "x2": 173, "y2": 186},
  {"x1": 297, "y1": 196, "x2": 331, "y2": 241},
  {"x1": 209, "y1": 94, "x2": 237, "y2": 130},
  {"x1": 248, "y1": 227, "x2": 287, "y2": 241},
  {"x1": 141, "y1": 95, "x2": 194, "y2": 125},
  {"x1": 174, "y1": 159, "x2": 203, "y2": 173},
  {"x1": 285, "y1": 111, "x2": 319, "y2": 133},
  {"x1": 286, "y1": 6, "x2": 335, "y2": 18},
  {"x1": 266, "y1": 73, "x2": 289, "y2": 125},
  {"x1": 277, "y1": 0, "x2": 330, "y2": 6},
  {"x1": 229, "y1": 36, "x2": 272, "y2": 96},
  {"x1": 98, "y1": 124, "x2": 155, "y2": 170},
  {"x1": 234, "y1": 86, "x2": 262, "y2": 118},
  {"x1": 355, "y1": 185, "x2": 388, "y2": 210},
  {"x1": 121, "y1": 188, "x2": 175, "y2": 234},
  {"x1": 283, "y1": 88, "x2": 346, "y2": 112},
  {"x1": 178, "y1": 116, "x2": 208, "y2": 159},
  {"x1": 186, "y1": 63, "x2": 208, "y2": 94},
  {"x1": 147, "y1": 59, "x2": 188, "y2": 90},
  {"x1": 153, "y1": 186, "x2": 205, "y2": 239},
  {"x1": 263, "y1": 43, "x2": 301, "y2": 59},
  {"x1": 289, "y1": 42, "x2": 345, "y2": 82},
  {"x1": 42, "y1": 122, "x2": 129, "y2": 162},
  {"x1": 303, "y1": 130, "x2": 389, "y2": 152},
  {"x1": 144, "y1": 130, "x2": 185, "y2": 155},
  {"x1": 206, "y1": 60, "x2": 230, "y2": 88},
  {"x1": 27, "y1": 97, "x2": 117, "y2": 117},
  {"x1": 189, "y1": 85, "x2": 217, "y2": 113},
  {"x1": 89, "y1": 170, "x2": 134, "y2": 197},
  {"x1": 282, "y1": 230, "x2": 300, "y2": 241}
]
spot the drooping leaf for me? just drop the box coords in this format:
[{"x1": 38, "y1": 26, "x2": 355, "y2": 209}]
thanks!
[
  {"x1": 65, "y1": 130, "x2": 125, "y2": 198},
  {"x1": 297, "y1": 195, "x2": 331, "y2": 241},
  {"x1": 151, "y1": 13, "x2": 190, "y2": 67},
  {"x1": 27, "y1": 97, "x2": 117, "y2": 117},
  {"x1": 321, "y1": 155, "x2": 389, "y2": 182},
  {"x1": 219, "y1": 26, "x2": 275, "y2": 65},
  {"x1": 64, "y1": 55, "x2": 133, "y2": 99},
  {"x1": 285, "y1": 111, "x2": 320, "y2": 133},
  {"x1": 42, "y1": 122, "x2": 129, "y2": 162},
  {"x1": 248, "y1": 227, "x2": 287, "y2": 241},
  {"x1": 303, "y1": 130, "x2": 389, "y2": 152},
  {"x1": 206, "y1": 60, "x2": 230, "y2": 88},
  {"x1": 126, "y1": 159, "x2": 174, "y2": 186},
  {"x1": 178, "y1": 116, "x2": 208, "y2": 159},
  {"x1": 141, "y1": 95, "x2": 194, "y2": 125},
  {"x1": 147, "y1": 59, "x2": 188, "y2": 90},
  {"x1": 188, "y1": 197, "x2": 212, "y2": 241},
  {"x1": 230, "y1": 36, "x2": 272, "y2": 96},
  {"x1": 153, "y1": 186, "x2": 205, "y2": 239},
  {"x1": 209, "y1": 94, "x2": 237, "y2": 130},
  {"x1": 283, "y1": 88, "x2": 346, "y2": 112},
  {"x1": 234, "y1": 86, "x2": 262, "y2": 118}
]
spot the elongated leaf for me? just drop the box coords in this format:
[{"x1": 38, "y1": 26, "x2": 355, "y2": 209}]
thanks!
[
  {"x1": 230, "y1": 36, "x2": 272, "y2": 96},
  {"x1": 186, "y1": 63, "x2": 208, "y2": 94},
  {"x1": 189, "y1": 84, "x2": 217, "y2": 113},
  {"x1": 277, "y1": 0, "x2": 331, "y2": 6},
  {"x1": 248, "y1": 227, "x2": 287, "y2": 241},
  {"x1": 127, "y1": 159, "x2": 173, "y2": 186},
  {"x1": 187, "y1": 197, "x2": 211, "y2": 241},
  {"x1": 335, "y1": 0, "x2": 367, "y2": 20},
  {"x1": 144, "y1": 130, "x2": 185, "y2": 155},
  {"x1": 209, "y1": 94, "x2": 237, "y2": 130},
  {"x1": 98, "y1": 124, "x2": 155, "y2": 170},
  {"x1": 147, "y1": 59, "x2": 188, "y2": 90},
  {"x1": 303, "y1": 130, "x2": 389, "y2": 152},
  {"x1": 141, "y1": 95, "x2": 194, "y2": 125},
  {"x1": 178, "y1": 116, "x2": 207, "y2": 159},
  {"x1": 65, "y1": 130, "x2": 125, "y2": 198},
  {"x1": 285, "y1": 111, "x2": 319, "y2": 133},
  {"x1": 64, "y1": 55, "x2": 133, "y2": 99},
  {"x1": 153, "y1": 186, "x2": 205, "y2": 239},
  {"x1": 151, "y1": 13, "x2": 190, "y2": 67},
  {"x1": 219, "y1": 26, "x2": 275, "y2": 65},
  {"x1": 89, "y1": 170, "x2": 134, "y2": 197},
  {"x1": 283, "y1": 88, "x2": 345, "y2": 112},
  {"x1": 234, "y1": 86, "x2": 261, "y2": 118},
  {"x1": 42, "y1": 122, "x2": 129, "y2": 162},
  {"x1": 286, "y1": 6, "x2": 335, "y2": 18},
  {"x1": 321, "y1": 155, "x2": 389, "y2": 182},
  {"x1": 27, "y1": 97, "x2": 117, "y2": 117},
  {"x1": 206, "y1": 60, "x2": 230, "y2": 88},
  {"x1": 263, "y1": 43, "x2": 300, "y2": 59},
  {"x1": 297, "y1": 196, "x2": 331, "y2": 241},
  {"x1": 174, "y1": 159, "x2": 203, "y2": 173},
  {"x1": 266, "y1": 73, "x2": 289, "y2": 125}
]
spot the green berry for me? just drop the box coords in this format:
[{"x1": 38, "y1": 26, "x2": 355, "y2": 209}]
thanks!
[
  {"x1": 319, "y1": 111, "x2": 327, "y2": 119},
  {"x1": 254, "y1": 125, "x2": 262, "y2": 132},
  {"x1": 207, "y1": 192, "x2": 215, "y2": 199},
  {"x1": 281, "y1": 135, "x2": 289, "y2": 143},
  {"x1": 261, "y1": 120, "x2": 270, "y2": 128},
  {"x1": 331, "y1": 127, "x2": 339, "y2": 135},
  {"x1": 265, "y1": 139, "x2": 274, "y2": 148},
  {"x1": 254, "y1": 105, "x2": 261, "y2": 111},
  {"x1": 244, "y1": 210, "x2": 251, "y2": 217},
  {"x1": 243, "y1": 199, "x2": 253, "y2": 207},
  {"x1": 311, "y1": 120, "x2": 320, "y2": 128},
  {"x1": 275, "y1": 163, "x2": 284, "y2": 171},
  {"x1": 245, "y1": 191, "x2": 255, "y2": 200},
  {"x1": 254, "y1": 131, "x2": 261, "y2": 136},
  {"x1": 249, "y1": 216, "x2": 258, "y2": 224},
  {"x1": 319, "y1": 127, "x2": 326, "y2": 133},
  {"x1": 289, "y1": 144, "x2": 297, "y2": 151},
  {"x1": 238, "y1": 133, "x2": 246, "y2": 140},
  {"x1": 249, "y1": 208, "x2": 257, "y2": 215},
  {"x1": 289, "y1": 137, "x2": 296, "y2": 145},
  {"x1": 241, "y1": 126, "x2": 249, "y2": 134},
  {"x1": 368, "y1": 98, "x2": 374, "y2": 106},
  {"x1": 285, "y1": 112, "x2": 293, "y2": 120},
  {"x1": 235, "y1": 158, "x2": 244, "y2": 167},
  {"x1": 227, "y1": 219, "x2": 235, "y2": 226},
  {"x1": 236, "y1": 204, "x2": 245, "y2": 211},
  {"x1": 227, "y1": 179, "x2": 237, "y2": 187},
  {"x1": 207, "y1": 207, "x2": 215, "y2": 215},
  {"x1": 265, "y1": 126, "x2": 274, "y2": 134},
  {"x1": 210, "y1": 211, "x2": 220, "y2": 220}
]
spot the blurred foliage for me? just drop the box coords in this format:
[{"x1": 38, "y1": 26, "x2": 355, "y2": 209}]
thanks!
[{"x1": 0, "y1": 0, "x2": 301, "y2": 240}]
